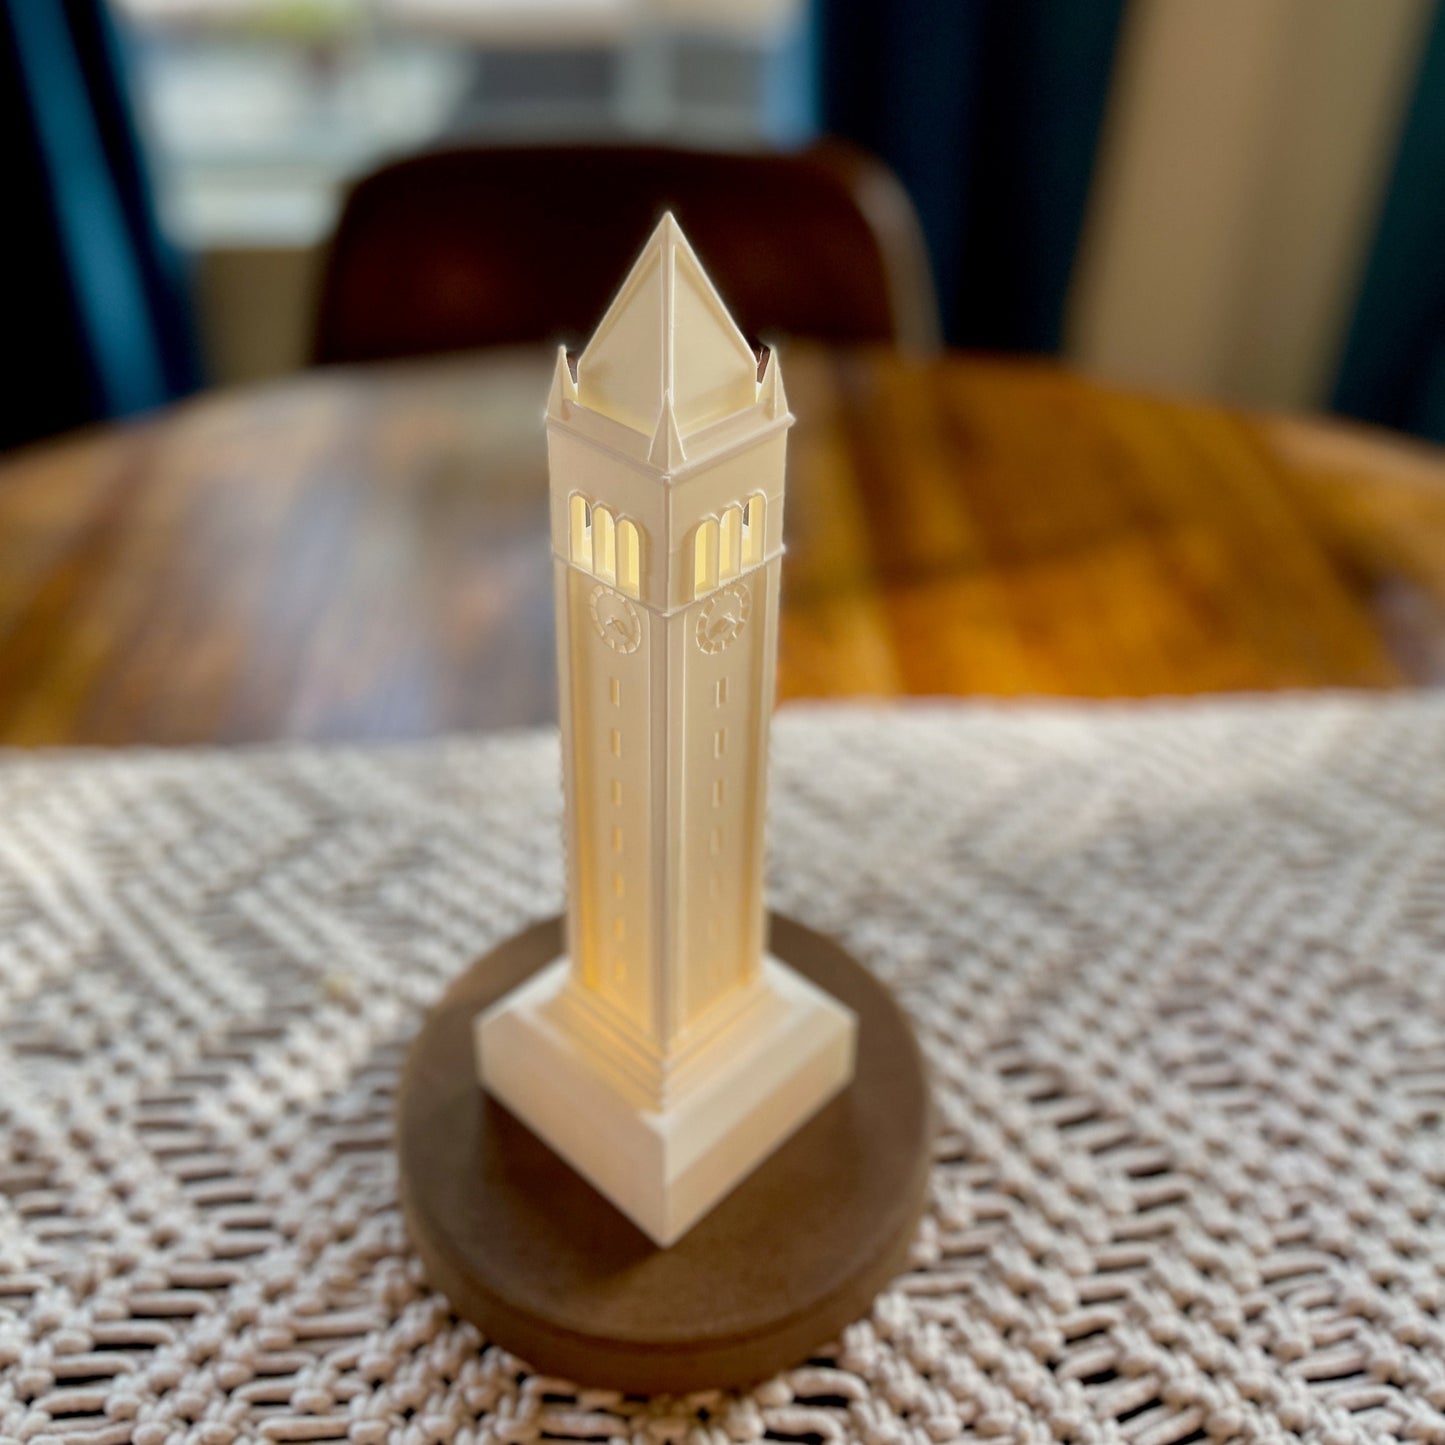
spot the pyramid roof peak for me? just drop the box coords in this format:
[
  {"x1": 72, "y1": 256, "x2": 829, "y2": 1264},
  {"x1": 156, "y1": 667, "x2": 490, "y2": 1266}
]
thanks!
[{"x1": 574, "y1": 214, "x2": 759, "y2": 444}]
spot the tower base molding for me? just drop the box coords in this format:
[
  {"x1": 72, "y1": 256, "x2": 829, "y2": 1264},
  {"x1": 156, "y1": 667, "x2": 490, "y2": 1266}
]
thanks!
[{"x1": 476, "y1": 956, "x2": 856, "y2": 1246}]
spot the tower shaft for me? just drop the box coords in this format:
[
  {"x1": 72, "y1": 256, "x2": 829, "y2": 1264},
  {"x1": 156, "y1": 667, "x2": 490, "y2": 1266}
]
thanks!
[{"x1": 557, "y1": 552, "x2": 780, "y2": 1083}]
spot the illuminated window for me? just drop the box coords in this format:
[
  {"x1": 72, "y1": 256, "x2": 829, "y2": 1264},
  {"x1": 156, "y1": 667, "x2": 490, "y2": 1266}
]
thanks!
[
  {"x1": 570, "y1": 493, "x2": 592, "y2": 568},
  {"x1": 741, "y1": 493, "x2": 765, "y2": 566},
  {"x1": 693, "y1": 517, "x2": 719, "y2": 596},
  {"x1": 571, "y1": 494, "x2": 647, "y2": 594},
  {"x1": 719, "y1": 504, "x2": 742, "y2": 580},
  {"x1": 594, "y1": 505, "x2": 617, "y2": 584},
  {"x1": 617, "y1": 518, "x2": 641, "y2": 597}
]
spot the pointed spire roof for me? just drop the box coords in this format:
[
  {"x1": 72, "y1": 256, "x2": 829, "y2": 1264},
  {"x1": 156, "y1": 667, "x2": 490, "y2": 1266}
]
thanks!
[{"x1": 576, "y1": 214, "x2": 759, "y2": 442}]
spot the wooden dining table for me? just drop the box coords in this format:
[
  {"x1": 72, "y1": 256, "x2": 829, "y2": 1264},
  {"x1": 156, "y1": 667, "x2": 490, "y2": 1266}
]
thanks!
[{"x1": 2, "y1": 343, "x2": 1445, "y2": 747}]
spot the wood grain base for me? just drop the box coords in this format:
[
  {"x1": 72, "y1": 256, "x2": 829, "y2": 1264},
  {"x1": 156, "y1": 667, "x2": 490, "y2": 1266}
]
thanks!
[{"x1": 398, "y1": 914, "x2": 933, "y2": 1393}]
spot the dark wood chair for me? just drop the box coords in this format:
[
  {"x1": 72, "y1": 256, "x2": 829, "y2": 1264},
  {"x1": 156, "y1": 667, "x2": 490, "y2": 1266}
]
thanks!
[{"x1": 312, "y1": 141, "x2": 940, "y2": 364}]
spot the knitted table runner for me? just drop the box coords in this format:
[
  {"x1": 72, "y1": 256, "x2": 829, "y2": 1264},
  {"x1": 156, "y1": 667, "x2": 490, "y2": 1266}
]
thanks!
[{"x1": 2, "y1": 697, "x2": 1443, "y2": 1445}]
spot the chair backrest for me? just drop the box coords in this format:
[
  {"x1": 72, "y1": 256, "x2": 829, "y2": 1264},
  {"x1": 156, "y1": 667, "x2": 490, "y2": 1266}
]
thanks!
[{"x1": 312, "y1": 141, "x2": 940, "y2": 364}]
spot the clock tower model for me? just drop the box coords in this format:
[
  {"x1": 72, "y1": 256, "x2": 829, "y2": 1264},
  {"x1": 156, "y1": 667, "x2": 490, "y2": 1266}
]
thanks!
[{"x1": 475, "y1": 215, "x2": 856, "y2": 1247}]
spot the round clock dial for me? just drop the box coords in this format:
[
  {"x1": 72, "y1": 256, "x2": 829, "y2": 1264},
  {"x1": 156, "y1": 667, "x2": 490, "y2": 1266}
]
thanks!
[
  {"x1": 696, "y1": 583, "x2": 751, "y2": 654},
  {"x1": 589, "y1": 586, "x2": 643, "y2": 653}
]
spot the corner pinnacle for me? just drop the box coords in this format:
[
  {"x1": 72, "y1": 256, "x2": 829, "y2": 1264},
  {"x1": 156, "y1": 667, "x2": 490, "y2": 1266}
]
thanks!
[{"x1": 648, "y1": 393, "x2": 687, "y2": 471}]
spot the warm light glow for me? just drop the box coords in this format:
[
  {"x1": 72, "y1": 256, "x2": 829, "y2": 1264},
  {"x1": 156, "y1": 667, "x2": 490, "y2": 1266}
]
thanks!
[
  {"x1": 594, "y1": 505, "x2": 617, "y2": 583},
  {"x1": 694, "y1": 518, "x2": 719, "y2": 595},
  {"x1": 719, "y1": 504, "x2": 742, "y2": 580},
  {"x1": 570, "y1": 493, "x2": 593, "y2": 568},
  {"x1": 617, "y1": 518, "x2": 641, "y2": 596},
  {"x1": 741, "y1": 494, "x2": 765, "y2": 566}
]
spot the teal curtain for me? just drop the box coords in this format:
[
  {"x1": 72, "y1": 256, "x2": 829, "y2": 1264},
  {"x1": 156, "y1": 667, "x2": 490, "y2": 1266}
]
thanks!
[
  {"x1": 2, "y1": 0, "x2": 200, "y2": 448},
  {"x1": 1333, "y1": 2, "x2": 1445, "y2": 442},
  {"x1": 816, "y1": 0, "x2": 1125, "y2": 352}
]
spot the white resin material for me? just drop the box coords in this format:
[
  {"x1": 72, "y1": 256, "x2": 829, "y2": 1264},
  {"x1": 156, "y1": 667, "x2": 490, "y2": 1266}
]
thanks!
[
  {"x1": 477, "y1": 955, "x2": 855, "y2": 1246},
  {"x1": 475, "y1": 215, "x2": 858, "y2": 1246}
]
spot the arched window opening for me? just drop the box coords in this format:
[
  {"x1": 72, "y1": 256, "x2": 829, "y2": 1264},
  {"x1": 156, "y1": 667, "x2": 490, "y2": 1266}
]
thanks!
[
  {"x1": 570, "y1": 494, "x2": 593, "y2": 569},
  {"x1": 594, "y1": 505, "x2": 617, "y2": 584},
  {"x1": 617, "y1": 518, "x2": 642, "y2": 597},
  {"x1": 719, "y1": 504, "x2": 742, "y2": 581},
  {"x1": 694, "y1": 518, "x2": 719, "y2": 597},
  {"x1": 741, "y1": 493, "x2": 765, "y2": 567}
]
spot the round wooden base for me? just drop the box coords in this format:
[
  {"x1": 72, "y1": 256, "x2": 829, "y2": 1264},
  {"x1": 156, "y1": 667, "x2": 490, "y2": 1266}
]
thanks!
[{"x1": 398, "y1": 915, "x2": 932, "y2": 1394}]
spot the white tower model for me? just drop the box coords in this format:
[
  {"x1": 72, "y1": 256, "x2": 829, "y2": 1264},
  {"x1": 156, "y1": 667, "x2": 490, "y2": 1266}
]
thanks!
[{"x1": 475, "y1": 216, "x2": 857, "y2": 1247}]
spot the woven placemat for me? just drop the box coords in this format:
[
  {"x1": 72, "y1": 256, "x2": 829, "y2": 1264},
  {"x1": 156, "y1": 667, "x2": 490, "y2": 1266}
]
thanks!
[{"x1": 2, "y1": 697, "x2": 1443, "y2": 1445}]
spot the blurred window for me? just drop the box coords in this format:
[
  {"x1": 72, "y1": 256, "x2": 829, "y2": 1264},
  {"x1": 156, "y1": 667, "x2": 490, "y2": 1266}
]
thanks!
[{"x1": 113, "y1": 0, "x2": 817, "y2": 250}]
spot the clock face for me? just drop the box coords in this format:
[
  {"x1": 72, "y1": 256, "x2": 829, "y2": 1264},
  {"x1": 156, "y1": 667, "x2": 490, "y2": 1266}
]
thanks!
[
  {"x1": 589, "y1": 586, "x2": 643, "y2": 653},
  {"x1": 696, "y1": 583, "x2": 751, "y2": 654}
]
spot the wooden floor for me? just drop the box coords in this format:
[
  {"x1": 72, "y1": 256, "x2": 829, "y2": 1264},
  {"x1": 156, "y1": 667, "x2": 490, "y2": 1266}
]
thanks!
[{"x1": 2, "y1": 345, "x2": 1444, "y2": 745}]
